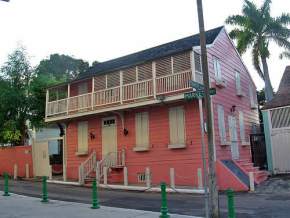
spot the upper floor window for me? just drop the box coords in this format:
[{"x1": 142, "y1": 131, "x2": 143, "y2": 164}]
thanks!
[
  {"x1": 235, "y1": 70, "x2": 243, "y2": 96},
  {"x1": 168, "y1": 106, "x2": 186, "y2": 148},
  {"x1": 217, "y1": 105, "x2": 227, "y2": 144},
  {"x1": 249, "y1": 83, "x2": 258, "y2": 109},
  {"x1": 213, "y1": 57, "x2": 222, "y2": 80}
]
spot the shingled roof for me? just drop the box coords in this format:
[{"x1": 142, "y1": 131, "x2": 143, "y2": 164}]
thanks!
[
  {"x1": 76, "y1": 26, "x2": 224, "y2": 80},
  {"x1": 263, "y1": 66, "x2": 290, "y2": 110}
]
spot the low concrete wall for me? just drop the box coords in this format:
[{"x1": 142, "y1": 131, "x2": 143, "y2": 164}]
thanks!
[{"x1": 0, "y1": 145, "x2": 33, "y2": 178}]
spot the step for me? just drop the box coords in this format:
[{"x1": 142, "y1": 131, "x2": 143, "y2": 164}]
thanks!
[
  {"x1": 254, "y1": 171, "x2": 269, "y2": 184},
  {"x1": 243, "y1": 166, "x2": 260, "y2": 173}
]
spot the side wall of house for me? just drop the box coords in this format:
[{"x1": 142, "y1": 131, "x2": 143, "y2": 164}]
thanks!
[
  {"x1": 208, "y1": 29, "x2": 259, "y2": 161},
  {"x1": 0, "y1": 146, "x2": 33, "y2": 177},
  {"x1": 65, "y1": 100, "x2": 206, "y2": 186}
]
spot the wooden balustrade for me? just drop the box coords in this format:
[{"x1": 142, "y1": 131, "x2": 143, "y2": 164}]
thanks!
[
  {"x1": 46, "y1": 70, "x2": 196, "y2": 117},
  {"x1": 123, "y1": 79, "x2": 153, "y2": 101},
  {"x1": 156, "y1": 70, "x2": 191, "y2": 95}
]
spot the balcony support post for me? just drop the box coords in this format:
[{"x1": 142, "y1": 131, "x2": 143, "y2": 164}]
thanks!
[
  {"x1": 67, "y1": 84, "x2": 70, "y2": 115},
  {"x1": 45, "y1": 89, "x2": 49, "y2": 118},
  {"x1": 91, "y1": 77, "x2": 94, "y2": 109},
  {"x1": 190, "y1": 50, "x2": 196, "y2": 82},
  {"x1": 152, "y1": 61, "x2": 157, "y2": 99},
  {"x1": 120, "y1": 71, "x2": 123, "y2": 104}
]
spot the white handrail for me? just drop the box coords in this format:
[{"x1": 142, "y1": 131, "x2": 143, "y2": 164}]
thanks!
[
  {"x1": 79, "y1": 151, "x2": 96, "y2": 185},
  {"x1": 96, "y1": 149, "x2": 125, "y2": 184}
]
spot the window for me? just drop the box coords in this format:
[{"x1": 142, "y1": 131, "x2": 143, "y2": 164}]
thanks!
[
  {"x1": 169, "y1": 106, "x2": 185, "y2": 148},
  {"x1": 78, "y1": 82, "x2": 88, "y2": 95},
  {"x1": 217, "y1": 105, "x2": 227, "y2": 144},
  {"x1": 194, "y1": 52, "x2": 203, "y2": 84},
  {"x1": 77, "y1": 121, "x2": 88, "y2": 154},
  {"x1": 235, "y1": 71, "x2": 242, "y2": 96},
  {"x1": 213, "y1": 57, "x2": 222, "y2": 80},
  {"x1": 249, "y1": 83, "x2": 257, "y2": 109},
  {"x1": 239, "y1": 111, "x2": 245, "y2": 142},
  {"x1": 135, "y1": 112, "x2": 149, "y2": 150}
]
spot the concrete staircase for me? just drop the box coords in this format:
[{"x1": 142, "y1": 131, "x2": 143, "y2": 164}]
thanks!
[{"x1": 234, "y1": 159, "x2": 269, "y2": 184}]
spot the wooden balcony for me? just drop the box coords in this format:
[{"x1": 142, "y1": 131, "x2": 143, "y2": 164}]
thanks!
[
  {"x1": 45, "y1": 69, "x2": 201, "y2": 122},
  {"x1": 45, "y1": 70, "x2": 196, "y2": 121}
]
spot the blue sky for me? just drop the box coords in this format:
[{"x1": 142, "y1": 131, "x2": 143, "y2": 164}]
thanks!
[{"x1": 0, "y1": 0, "x2": 289, "y2": 90}]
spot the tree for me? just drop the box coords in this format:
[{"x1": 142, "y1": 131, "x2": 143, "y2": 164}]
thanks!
[
  {"x1": 0, "y1": 47, "x2": 33, "y2": 145},
  {"x1": 36, "y1": 54, "x2": 89, "y2": 81},
  {"x1": 225, "y1": 0, "x2": 290, "y2": 101}
]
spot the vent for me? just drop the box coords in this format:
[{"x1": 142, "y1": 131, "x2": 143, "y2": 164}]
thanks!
[
  {"x1": 123, "y1": 67, "x2": 137, "y2": 85},
  {"x1": 271, "y1": 107, "x2": 290, "y2": 129},
  {"x1": 173, "y1": 51, "x2": 191, "y2": 74},
  {"x1": 156, "y1": 56, "x2": 171, "y2": 77},
  {"x1": 137, "y1": 62, "x2": 152, "y2": 81},
  {"x1": 94, "y1": 75, "x2": 106, "y2": 91},
  {"x1": 107, "y1": 71, "x2": 120, "y2": 88},
  {"x1": 137, "y1": 172, "x2": 146, "y2": 183}
]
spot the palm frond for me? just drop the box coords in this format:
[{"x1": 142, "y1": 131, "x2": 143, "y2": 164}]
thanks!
[
  {"x1": 275, "y1": 13, "x2": 290, "y2": 25},
  {"x1": 279, "y1": 51, "x2": 290, "y2": 59},
  {"x1": 265, "y1": 18, "x2": 290, "y2": 38},
  {"x1": 271, "y1": 36, "x2": 290, "y2": 50},
  {"x1": 225, "y1": 15, "x2": 248, "y2": 27},
  {"x1": 252, "y1": 43, "x2": 265, "y2": 80},
  {"x1": 260, "y1": 0, "x2": 271, "y2": 16},
  {"x1": 236, "y1": 30, "x2": 254, "y2": 54}
]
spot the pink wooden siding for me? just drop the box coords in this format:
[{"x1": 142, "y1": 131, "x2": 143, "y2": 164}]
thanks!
[{"x1": 207, "y1": 29, "x2": 259, "y2": 161}]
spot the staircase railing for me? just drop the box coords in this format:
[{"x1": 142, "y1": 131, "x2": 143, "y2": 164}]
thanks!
[
  {"x1": 96, "y1": 149, "x2": 125, "y2": 184},
  {"x1": 78, "y1": 150, "x2": 96, "y2": 185}
]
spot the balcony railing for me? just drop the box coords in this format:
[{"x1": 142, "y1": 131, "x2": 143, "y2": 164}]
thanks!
[{"x1": 46, "y1": 70, "x2": 195, "y2": 118}]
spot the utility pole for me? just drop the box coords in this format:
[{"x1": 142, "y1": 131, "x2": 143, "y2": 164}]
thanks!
[{"x1": 196, "y1": 0, "x2": 219, "y2": 217}]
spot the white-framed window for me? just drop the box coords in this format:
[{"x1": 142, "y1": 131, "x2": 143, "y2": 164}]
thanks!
[
  {"x1": 77, "y1": 121, "x2": 88, "y2": 154},
  {"x1": 249, "y1": 83, "x2": 258, "y2": 108},
  {"x1": 213, "y1": 57, "x2": 222, "y2": 80},
  {"x1": 239, "y1": 111, "x2": 245, "y2": 142},
  {"x1": 235, "y1": 70, "x2": 242, "y2": 96},
  {"x1": 217, "y1": 105, "x2": 227, "y2": 144},
  {"x1": 168, "y1": 106, "x2": 185, "y2": 148},
  {"x1": 135, "y1": 112, "x2": 149, "y2": 149}
]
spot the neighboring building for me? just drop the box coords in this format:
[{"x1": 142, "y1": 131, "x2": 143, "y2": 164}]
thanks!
[
  {"x1": 262, "y1": 66, "x2": 290, "y2": 174},
  {"x1": 39, "y1": 26, "x2": 267, "y2": 191}
]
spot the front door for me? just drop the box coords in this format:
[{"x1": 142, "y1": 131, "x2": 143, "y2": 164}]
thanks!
[
  {"x1": 229, "y1": 116, "x2": 239, "y2": 160},
  {"x1": 33, "y1": 141, "x2": 50, "y2": 177},
  {"x1": 102, "y1": 117, "x2": 117, "y2": 162}
]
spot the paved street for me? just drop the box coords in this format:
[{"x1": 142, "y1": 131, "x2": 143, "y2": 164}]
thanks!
[
  {"x1": 0, "y1": 179, "x2": 290, "y2": 217},
  {"x1": 0, "y1": 192, "x2": 197, "y2": 218}
]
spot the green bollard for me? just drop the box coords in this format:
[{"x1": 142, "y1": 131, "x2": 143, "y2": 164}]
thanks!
[
  {"x1": 91, "y1": 179, "x2": 100, "y2": 209},
  {"x1": 160, "y1": 182, "x2": 170, "y2": 218},
  {"x1": 3, "y1": 173, "x2": 10, "y2": 196},
  {"x1": 227, "y1": 189, "x2": 235, "y2": 218},
  {"x1": 41, "y1": 176, "x2": 48, "y2": 203}
]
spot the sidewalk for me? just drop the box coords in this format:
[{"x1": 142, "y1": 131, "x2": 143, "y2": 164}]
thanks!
[{"x1": 0, "y1": 191, "x2": 201, "y2": 218}]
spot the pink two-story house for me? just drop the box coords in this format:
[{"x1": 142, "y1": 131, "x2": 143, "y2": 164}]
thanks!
[{"x1": 39, "y1": 26, "x2": 267, "y2": 191}]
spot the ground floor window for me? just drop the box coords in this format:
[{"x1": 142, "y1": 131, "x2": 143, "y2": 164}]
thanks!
[
  {"x1": 169, "y1": 106, "x2": 185, "y2": 148},
  {"x1": 77, "y1": 121, "x2": 88, "y2": 154}
]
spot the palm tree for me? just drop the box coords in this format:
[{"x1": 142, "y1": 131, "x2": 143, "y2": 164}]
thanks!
[{"x1": 225, "y1": 0, "x2": 290, "y2": 101}]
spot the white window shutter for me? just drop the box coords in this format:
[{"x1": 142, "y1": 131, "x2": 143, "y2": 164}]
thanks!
[
  {"x1": 235, "y1": 71, "x2": 241, "y2": 95},
  {"x1": 217, "y1": 105, "x2": 226, "y2": 143},
  {"x1": 136, "y1": 112, "x2": 149, "y2": 147},
  {"x1": 169, "y1": 107, "x2": 185, "y2": 145},
  {"x1": 239, "y1": 111, "x2": 245, "y2": 141},
  {"x1": 78, "y1": 121, "x2": 88, "y2": 153},
  {"x1": 213, "y1": 58, "x2": 222, "y2": 80}
]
